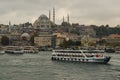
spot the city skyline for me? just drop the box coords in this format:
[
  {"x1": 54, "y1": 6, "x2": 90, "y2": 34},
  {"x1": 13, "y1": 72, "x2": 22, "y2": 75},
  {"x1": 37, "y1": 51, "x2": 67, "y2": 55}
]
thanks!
[{"x1": 0, "y1": 0, "x2": 120, "y2": 27}]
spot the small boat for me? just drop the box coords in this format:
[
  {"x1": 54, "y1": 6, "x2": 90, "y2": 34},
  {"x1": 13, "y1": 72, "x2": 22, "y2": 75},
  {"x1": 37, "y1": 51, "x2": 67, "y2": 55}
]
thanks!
[
  {"x1": 51, "y1": 49, "x2": 111, "y2": 64},
  {"x1": 5, "y1": 46, "x2": 24, "y2": 54},
  {"x1": 23, "y1": 46, "x2": 39, "y2": 54},
  {"x1": 0, "y1": 47, "x2": 5, "y2": 55}
]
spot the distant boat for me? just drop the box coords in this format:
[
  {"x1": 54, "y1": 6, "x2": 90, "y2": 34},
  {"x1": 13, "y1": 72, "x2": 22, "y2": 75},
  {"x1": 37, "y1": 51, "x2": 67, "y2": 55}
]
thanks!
[
  {"x1": 51, "y1": 49, "x2": 111, "y2": 64},
  {"x1": 5, "y1": 46, "x2": 24, "y2": 54},
  {"x1": 105, "y1": 48, "x2": 115, "y2": 53},
  {"x1": 23, "y1": 46, "x2": 39, "y2": 54}
]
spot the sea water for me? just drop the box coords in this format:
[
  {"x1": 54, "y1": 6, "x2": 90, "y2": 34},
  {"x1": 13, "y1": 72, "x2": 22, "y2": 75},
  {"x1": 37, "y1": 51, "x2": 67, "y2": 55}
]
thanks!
[{"x1": 0, "y1": 52, "x2": 120, "y2": 80}]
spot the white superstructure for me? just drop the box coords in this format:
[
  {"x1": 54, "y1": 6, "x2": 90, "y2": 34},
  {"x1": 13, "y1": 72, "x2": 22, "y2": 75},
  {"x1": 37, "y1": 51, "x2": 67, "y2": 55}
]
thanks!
[{"x1": 5, "y1": 46, "x2": 24, "y2": 54}]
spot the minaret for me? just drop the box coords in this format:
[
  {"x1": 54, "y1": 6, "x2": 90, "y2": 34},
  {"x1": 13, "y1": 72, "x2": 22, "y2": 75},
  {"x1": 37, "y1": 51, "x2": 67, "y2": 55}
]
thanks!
[
  {"x1": 9, "y1": 21, "x2": 11, "y2": 32},
  {"x1": 53, "y1": 8, "x2": 55, "y2": 24},
  {"x1": 63, "y1": 16, "x2": 64, "y2": 22},
  {"x1": 67, "y1": 14, "x2": 69, "y2": 23},
  {"x1": 49, "y1": 10, "x2": 51, "y2": 21}
]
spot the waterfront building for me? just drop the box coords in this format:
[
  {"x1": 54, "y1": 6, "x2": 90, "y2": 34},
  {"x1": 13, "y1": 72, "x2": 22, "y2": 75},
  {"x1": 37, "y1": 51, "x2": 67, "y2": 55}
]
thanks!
[
  {"x1": 80, "y1": 35, "x2": 98, "y2": 47},
  {"x1": 53, "y1": 32, "x2": 67, "y2": 47},
  {"x1": 104, "y1": 34, "x2": 120, "y2": 46},
  {"x1": 79, "y1": 25, "x2": 96, "y2": 38},
  {"x1": 10, "y1": 31, "x2": 21, "y2": 46},
  {"x1": 108, "y1": 34, "x2": 120, "y2": 39},
  {"x1": 67, "y1": 33, "x2": 81, "y2": 41},
  {"x1": 7, "y1": 32, "x2": 31, "y2": 46},
  {"x1": 34, "y1": 35, "x2": 52, "y2": 47},
  {"x1": 81, "y1": 35, "x2": 90, "y2": 47}
]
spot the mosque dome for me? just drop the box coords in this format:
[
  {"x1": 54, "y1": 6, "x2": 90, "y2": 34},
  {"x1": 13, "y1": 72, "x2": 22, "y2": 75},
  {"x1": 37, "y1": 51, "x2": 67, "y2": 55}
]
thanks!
[
  {"x1": 38, "y1": 14, "x2": 49, "y2": 20},
  {"x1": 21, "y1": 33, "x2": 30, "y2": 39},
  {"x1": 33, "y1": 14, "x2": 51, "y2": 30}
]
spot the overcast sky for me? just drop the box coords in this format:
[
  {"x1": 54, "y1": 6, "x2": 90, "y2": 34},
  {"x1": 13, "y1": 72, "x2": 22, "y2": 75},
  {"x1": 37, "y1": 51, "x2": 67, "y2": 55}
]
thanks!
[{"x1": 0, "y1": 0, "x2": 120, "y2": 26}]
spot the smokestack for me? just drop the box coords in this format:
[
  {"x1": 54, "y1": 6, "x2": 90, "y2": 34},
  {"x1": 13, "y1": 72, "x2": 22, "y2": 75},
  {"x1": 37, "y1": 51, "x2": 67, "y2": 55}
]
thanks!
[
  {"x1": 63, "y1": 16, "x2": 64, "y2": 22},
  {"x1": 53, "y1": 8, "x2": 55, "y2": 24}
]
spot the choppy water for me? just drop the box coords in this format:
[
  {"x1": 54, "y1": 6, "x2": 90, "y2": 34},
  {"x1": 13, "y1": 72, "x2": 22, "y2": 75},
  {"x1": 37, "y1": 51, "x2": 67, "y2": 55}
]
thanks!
[{"x1": 0, "y1": 52, "x2": 120, "y2": 80}]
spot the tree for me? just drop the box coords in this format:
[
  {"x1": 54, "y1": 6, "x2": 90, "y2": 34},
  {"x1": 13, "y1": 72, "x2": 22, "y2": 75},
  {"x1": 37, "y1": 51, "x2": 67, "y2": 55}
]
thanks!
[
  {"x1": 1, "y1": 36, "x2": 9, "y2": 46},
  {"x1": 59, "y1": 40, "x2": 81, "y2": 48},
  {"x1": 30, "y1": 33, "x2": 38, "y2": 46},
  {"x1": 59, "y1": 39, "x2": 68, "y2": 48},
  {"x1": 96, "y1": 39, "x2": 106, "y2": 46},
  {"x1": 75, "y1": 41, "x2": 81, "y2": 46},
  {"x1": 92, "y1": 25, "x2": 120, "y2": 38}
]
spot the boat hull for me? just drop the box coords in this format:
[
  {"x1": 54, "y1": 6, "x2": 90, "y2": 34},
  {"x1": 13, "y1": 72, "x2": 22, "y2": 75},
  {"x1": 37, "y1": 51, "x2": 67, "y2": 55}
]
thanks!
[
  {"x1": 51, "y1": 56, "x2": 111, "y2": 64},
  {"x1": 23, "y1": 50, "x2": 38, "y2": 54},
  {"x1": 5, "y1": 51, "x2": 24, "y2": 54}
]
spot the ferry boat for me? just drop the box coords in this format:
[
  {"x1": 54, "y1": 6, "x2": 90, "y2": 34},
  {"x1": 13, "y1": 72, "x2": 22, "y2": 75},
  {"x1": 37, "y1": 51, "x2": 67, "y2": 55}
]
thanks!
[
  {"x1": 51, "y1": 50, "x2": 111, "y2": 64},
  {"x1": 5, "y1": 46, "x2": 24, "y2": 54},
  {"x1": 23, "y1": 46, "x2": 39, "y2": 54}
]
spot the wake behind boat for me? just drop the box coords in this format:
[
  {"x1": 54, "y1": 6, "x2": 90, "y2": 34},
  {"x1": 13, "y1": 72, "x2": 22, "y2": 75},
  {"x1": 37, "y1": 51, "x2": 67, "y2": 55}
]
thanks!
[{"x1": 51, "y1": 49, "x2": 111, "y2": 64}]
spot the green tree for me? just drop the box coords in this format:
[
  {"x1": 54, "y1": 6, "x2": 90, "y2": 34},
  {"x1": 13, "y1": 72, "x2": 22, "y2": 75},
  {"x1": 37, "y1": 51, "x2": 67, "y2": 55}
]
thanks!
[
  {"x1": 30, "y1": 33, "x2": 38, "y2": 46},
  {"x1": 96, "y1": 39, "x2": 106, "y2": 46},
  {"x1": 1, "y1": 36, "x2": 9, "y2": 46},
  {"x1": 92, "y1": 25, "x2": 120, "y2": 38},
  {"x1": 59, "y1": 39, "x2": 69, "y2": 48},
  {"x1": 59, "y1": 40, "x2": 81, "y2": 48},
  {"x1": 75, "y1": 41, "x2": 81, "y2": 46}
]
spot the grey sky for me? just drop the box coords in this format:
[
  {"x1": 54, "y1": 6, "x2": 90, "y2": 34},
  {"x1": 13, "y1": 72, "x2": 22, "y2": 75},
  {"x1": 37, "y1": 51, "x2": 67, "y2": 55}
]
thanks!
[{"x1": 0, "y1": 0, "x2": 120, "y2": 26}]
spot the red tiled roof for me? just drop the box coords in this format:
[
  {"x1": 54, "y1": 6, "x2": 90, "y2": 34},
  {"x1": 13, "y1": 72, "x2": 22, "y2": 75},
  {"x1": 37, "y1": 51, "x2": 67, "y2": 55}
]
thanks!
[{"x1": 109, "y1": 34, "x2": 120, "y2": 38}]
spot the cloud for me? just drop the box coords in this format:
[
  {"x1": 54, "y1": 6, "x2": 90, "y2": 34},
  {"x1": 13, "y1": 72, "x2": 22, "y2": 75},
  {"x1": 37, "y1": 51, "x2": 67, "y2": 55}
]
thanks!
[{"x1": 0, "y1": 0, "x2": 120, "y2": 26}]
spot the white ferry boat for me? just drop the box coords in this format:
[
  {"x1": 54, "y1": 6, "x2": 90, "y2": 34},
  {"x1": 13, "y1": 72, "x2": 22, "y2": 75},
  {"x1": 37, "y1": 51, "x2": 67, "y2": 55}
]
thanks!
[
  {"x1": 23, "y1": 46, "x2": 39, "y2": 54},
  {"x1": 5, "y1": 46, "x2": 24, "y2": 54},
  {"x1": 51, "y1": 50, "x2": 111, "y2": 64}
]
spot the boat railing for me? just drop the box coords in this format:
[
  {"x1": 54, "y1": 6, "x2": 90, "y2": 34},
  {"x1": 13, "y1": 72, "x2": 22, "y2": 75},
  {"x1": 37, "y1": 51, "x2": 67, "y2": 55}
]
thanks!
[{"x1": 52, "y1": 50, "x2": 105, "y2": 58}]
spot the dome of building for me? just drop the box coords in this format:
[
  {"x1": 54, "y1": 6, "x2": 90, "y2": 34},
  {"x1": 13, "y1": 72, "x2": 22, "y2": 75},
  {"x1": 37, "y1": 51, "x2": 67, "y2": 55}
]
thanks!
[
  {"x1": 33, "y1": 14, "x2": 51, "y2": 30},
  {"x1": 21, "y1": 33, "x2": 30, "y2": 39},
  {"x1": 38, "y1": 14, "x2": 49, "y2": 20}
]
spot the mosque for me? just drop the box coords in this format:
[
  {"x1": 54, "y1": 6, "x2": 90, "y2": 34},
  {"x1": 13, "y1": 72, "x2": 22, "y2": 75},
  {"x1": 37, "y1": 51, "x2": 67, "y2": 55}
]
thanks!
[
  {"x1": 33, "y1": 8, "x2": 70, "y2": 30},
  {"x1": 33, "y1": 8, "x2": 55, "y2": 30}
]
